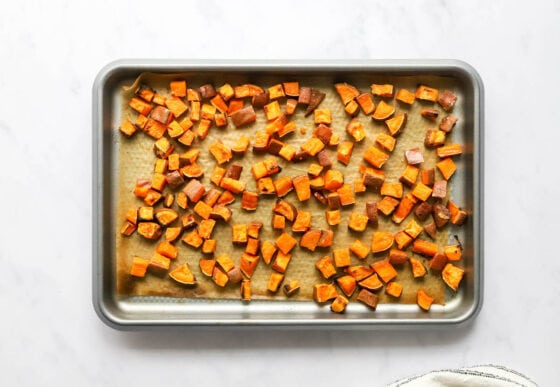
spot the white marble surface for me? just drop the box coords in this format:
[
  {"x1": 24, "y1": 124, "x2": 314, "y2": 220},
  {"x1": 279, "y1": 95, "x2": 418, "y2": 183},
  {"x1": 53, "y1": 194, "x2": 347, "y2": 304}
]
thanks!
[{"x1": 1, "y1": 0, "x2": 558, "y2": 385}]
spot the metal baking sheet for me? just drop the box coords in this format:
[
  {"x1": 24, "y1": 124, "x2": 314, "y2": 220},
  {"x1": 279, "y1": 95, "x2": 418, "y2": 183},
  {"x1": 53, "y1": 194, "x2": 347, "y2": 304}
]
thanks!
[{"x1": 92, "y1": 60, "x2": 484, "y2": 329}]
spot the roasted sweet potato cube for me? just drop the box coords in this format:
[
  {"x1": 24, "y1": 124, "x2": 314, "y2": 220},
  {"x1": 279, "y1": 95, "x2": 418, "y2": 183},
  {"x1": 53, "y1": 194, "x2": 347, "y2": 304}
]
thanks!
[
  {"x1": 437, "y1": 144, "x2": 463, "y2": 158},
  {"x1": 301, "y1": 137, "x2": 325, "y2": 156},
  {"x1": 202, "y1": 239, "x2": 217, "y2": 254},
  {"x1": 241, "y1": 191, "x2": 259, "y2": 211},
  {"x1": 156, "y1": 240, "x2": 178, "y2": 259},
  {"x1": 202, "y1": 188, "x2": 221, "y2": 207},
  {"x1": 337, "y1": 184, "x2": 355, "y2": 206},
  {"x1": 403, "y1": 219, "x2": 423, "y2": 239},
  {"x1": 267, "y1": 272, "x2": 285, "y2": 293},
  {"x1": 137, "y1": 222, "x2": 162, "y2": 240},
  {"x1": 344, "y1": 99, "x2": 360, "y2": 117},
  {"x1": 405, "y1": 147, "x2": 424, "y2": 165},
  {"x1": 300, "y1": 229, "x2": 322, "y2": 251},
  {"x1": 314, "y1": 109, "x2": 332, "y2": 125},
  {"x1": 232, "y1": 224, "x2": 248, "y2": 245},
  {"x1": 169, "y1": 263, "x2": 197, "y2": 286},
  {"x1": 375, "y1": 133, "x2": 396, "y2": 152},
  {"x1": 432, "y1": 180, "x2": 447, "y2": 199},
  {"x1": 421, "y1": 108, "x2": 439, "y2": 121},
  {"x1": 231, "y1": 136, "x2": 250, "y2": 155},
  {"x1": 412, "y1": 182, "x2": 433, "y2": 201},
  {"x1": 120, "y1": 221, "x2": 136, "y2": 236},
  {"x1": 166, "y1": 96, "x2": 189, "y2": 118},
  {"x1": 262, "y1": 100, "x2": 280, "y2": 121},
  {"x1": 276, "y1": 231, "x2": 297, "y2": 254},
  {"x1": 272, "y1": 251, "x2": 292, "y2": 273},
  {"x1": 138, "y1": 206, "x2": 154, "y2": 221},
  {"x1": 193, "y1": 201, "x2": 212, "y2": 220},
  {"x1": 359, "y1": 273, "x2": 383, "y2": 291},
  {"x1": 357, "y1": 289, "x2": 379, "y2": 309},
  {"x1": 129, "y1": 97, "x2": 153, "y2": 116},
  {"x1": 182, "y1": 229, "x2": 203, "y2": 249},
  {"x1": 152, "y1": 93, "x2": 166, "y2": 106},
  {"x1": 197, "y1": 219, "x2": 216, "y2": 239},
  {"x1": 278, "y1": 121, "x2": 297, "y2": 137},
  {"x1": 273, "y1": 176, "x2": 294, "y2": 197},
  {"x1": 135, "y1": 83, "x2": 155, "y2": 102},
  {"x1": 227, "y1": 99, "x2": 244, "y2": 116},
  {"x1": 334, "y1": 83, "x2": 360, "y2": 105},
  {"x1": 210, "y1": 204, "x2": 232, "y2": 222},
  {"x1": 364, "y1": 146, "x2": 389, "y2": 168},
  {"x1": 212, "y1": 266, "x2": 229, "y2": 287},
  {"x1": 410, "y1": 257, "x2": 427, "y2": 278},
  {"x1": 257, "y1": 177, "x2": 276, "y2": 195},
  {"x1": 392, "y1": 194, "x2": 417, "y2": 224},
  {"x1": 354, "y1": 178, "x2": 366, "y2": 193},
  {"x1": 315, "y1": 149, "x2": 332, "y2": 168},
  {"x1": 219, "y1": 177, "x2": 245, "y2": 194},
  {"x1": 314, "y1": 255, "x2": 336, "y2": 279},
  {"x1": 381, "y1": 182, "x2": 403, "y2": 199},
  {"x1": 208, "y1": 141, "x2": 232, "y2": 165},
  {"x1": 429, "y1": 252, "x2": 448, "y2": 271},
  {"x1": 396, "y1": 89, "x2": 415, "y2": 105},
  {"x1": 307, "y1": 163, "x2": 324, "y2": 177},
  {"x1": 325, "y1": 210, "x2": 341, "y2": 226},
  {"x1": 372, "y1": 100, "x2": 395, "y2": 120},
  {"x1": 216, "y1": 253, "x2": 235, "y2": 273},
  {"x1": 245, "y1": 237, "x2": 260, "y2": 256},
  {"x1": 167, "y1": 121, "x2": 184, "y2": 138},
  {"x1": 371, "y1": 260, "x2": 398, "y2": 283},
  {"x1": 292, "y1": 210, "x2": 311, "y2": 233},
  {"x1": 437, "y1": 90, "x2": 458, "y2": 111},
  {"x1": 337, "y1": 141, "x2": 354, "y2": 165},
  {"x1": 305, "y1": 88, "x2": 326, "y2": 116},
  {"x1": 356, "y1": 93, "x2": 375, "y2": 115},
  {"x1": 260, "y1": 240, "x2": 277, "y2": 265},
  {"x1": 439, "y1": 115, "x2": 458, "y2": 133},
  {"x1": 377, "y1": 196, "x2": 399, "y2": 216},
  {"x1": 151, "y1": 105, "x2": 172, "y2": 124},
  {"x1": 399, "y1": 165, "x2": 419, "y2": 187},
  {"x1": 371, "y1": 232, "x2": 394, "y2": 253},
  {"x1": 324, "y1": 169, "x2": 344, "y2": 191},
  {"x1": 149, "y1": 253, "x2": 171, "y2": 272},
  {"x1": 412, "y1": 239, "x2": 439, "y2": 257},
  {"x1": 424, "y1": 221, "x2": 438, "y2": 240},
  {"x1": 350, "y1": 239, "x2": 370, "y2": 259},
  {"x1": 365, "y1": 201, "x2": 378, "y2": 227},
  {"x1": 313, "y1": 283, "x2": 338, "y2": 303},
  {"x1": 240, "y1": 253, "x2": 260, "y2": 278},
  {"x1": 415, "y1": 85, "x2": 439, "y2": 102},
  {"x1": 385, "y1": 282, "x2": 403, "y2": 298},
  {"x1": 143, "y1": 189, "x2": 162, "y2": 206},
  {"x1": 180, "y1": 213, "x2": 197, "y2": 229},
  {"x1": 330, "y1": 295, "x2": 349, "y2": 313},
  {"x1": 231, "y1": 105, "x2": 257, "y2": 127},
  {"x1": 135, "y1": 114, "x2": 149, "y2": 130},
  {"x1": 292, "y1": 175, "x2": 311, "y2": 202},
  {"x1": 394, "y1": 231, "x2": 413, "y2": 250},
  {"x1": 417, "y1": 289, "x2": 434, "y2": 311},
  {"x1": 444, "y1": 244, "x2": 463, "y2": 261},
  {"x1": 247, "y1": 221, "x2": 263, "y2": 239},
  {"x1": 318, "y1": 229, "x2": 334, "y2": 248},
  {"x1": 346, "y1": 118, "x2": 366, "y2": 142},
  {"x1": 346, "y1": 265, "x2": 374, "y2": 281},
  {"x1": 421, "y1": 168, "x2": 435, "y2": 186},
  {"x1": 144, "y1": 118, "x2": 167, "y2": 139},
  {"x1": 432, "y1": 202, "x2": 451, "y2": 228},
  {"x1": 363, "y1": 168, "x2": 385, "y2": 190},
  {"x1": 198, "y1": 258, "x2": 216, "y2": 277},
  {"x1": 333, "y1": 248, "x2": 351, "y2": 268},
  {"x1": 283, "y1": 280, "x2": 301, "y2": 297},
  {"x1": 371, "y1": 84, "x2": 394, "y2": 98},
  {"x1": 130, "y1": 257, "x2": 150, "y2": 277},
  {"x1": 436, "y1": 158, "x2": 457, "y2": 180},
  {"x1": 119, "y1": 119, "x2": 137, "y2": 137},
  {"x1": 389, "y1": 248, "x2": 408, "y2": 265},
  {"x1": 425, "y1": 129, "x2": 446, "y2": 147},
  {"x1": 273, "y1": 199, "x2": 297, "y2": 222},
  {"x1": 442, "y1": 263, "x2": 465, "y2": 291},
  {"x1": 177, "y1": 129, "x2": 195, "y2": 146},
  {"x1": 348, "y1": 212, "x2": 368, "y2": 232}
]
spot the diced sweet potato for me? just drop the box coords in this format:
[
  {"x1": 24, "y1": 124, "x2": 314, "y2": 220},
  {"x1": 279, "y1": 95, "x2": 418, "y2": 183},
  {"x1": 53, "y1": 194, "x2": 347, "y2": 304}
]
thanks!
[
  {"x1": 209, "y1": 141, "x2": 232, "y2": 165},
  {"x1": 348, "y1": 212, "x2": 368, "y2": 232},
  {"x1": 149, "y1": 253, "x2": 171, "y2": 272},
  {"x1": 437, "y1": 144, "x2": 463, "y2": 158},
  {"x1": 241, "y1": 191, "x2": 259, "y2": 211},
  {"x1": 421, "y1": 168, "x2": 435, "y2": 186},
  {"x1": 442, "y1": 263, "x2": 465, "y2": 291},
  {"x1": 231, "y1": 105, "x2": 257, "y2": 127},
  {"x1": 199, "y1": 258, "x2": 216, "y2": 277},
  {"x1": 417, "y1": 289, "x2": 434, "y2": 311},
  {"x1": 240, "y1": 279, "x2": 251, "y2": 301},
  {"x1": 403, "y1": 219, "x2": 423, "y2": 239},
  {"x1": 273, "y1": 199, "x2": 297, "y2": 222},
  {"x1": 313, "y1": 283, "x2": 338, "y2": 303},
  {"x1": 411, "y1": 182, "x2": 433, "y2": 202},
  {"x1": 424, "y1": 129, "x2": 446, "y2": 147},
  {"x1": 349, "y1": 239, "x2": 370, "y2": 259},
  {"x1": 240, "y1": 253, "x2": 260, "y2": 278},
  {"x1": 394, "y1": 231, "x2": 413, "y2": 250},
  {"x1": 257, "y1": 177, "x2": 276, "y2": 195},
  {"x1": 292, "y1": 210, "x2": 311, "y2": 233},
  {"x1": 305, "y1": 88, "x2": 326, "y2": 116},
  {"x1": 429, "y1": 252, "x2": 448, "y2": 271},
  {"x1": 301, "y1": 137, "x2": 325, "y2": 156},
  {"x1": 421, "y1": 108, "x2": 439, "y2": 121},
  {"x1": 371, "y1": 260, "x2": 398, "y2": 283},
  {"x1": 212, "y1": 266, "x2": 229, "y2": 287},
  {"x1": 202, "y1": 239, "x2": 217, "y2": 254},
  {"x1": 436, "y1": 158, "x2": 457, "y2": 180},
  {"x1": 385, "y1": 282, "x2": 403, "y2": 298},
  {"x1": 210, "y1": 204, "x2": 232, "y2": 222},
  {"x1": 129, "y1": 97, "x2": 153, "y2": 116},
  {"x1": 375, "y1": 133, "x2": 396, "y2": 152},
  {"x1": 292, "y1": 175, "x2": 311, "y2": 201},
  {"x1": 405, "y1": 147, "x2": 424, "y2": 165},
  {"x1": 119, "y1": 119, "x2": 137, "y2": 137},
  {"x1": 395, "y1": 89, "x2": 415, "y2": 105},
  {"x1": 314, "y1": 109, "x2": 332, "y2": 125},
  {"x1": 345, "y1": 265, "x2": 374, "y2": 281},
  {"x1": 325, "y1": 210, "x2": 341, "y2": 226},
  {"x1": 182, "y1": 229, "x2": 203, "y2": 249},
  {"x1": 371, "y1": 232, "x2": 394, "y2": 253},
  {"x1": 381, "y1": 182, "x2": 403, "y2": 199},
  {"x1": 392, "y1": 194, "x2": 417, "y2": 224},
  {"x1": 377, "y1": 196, "x2": 400, "y2": 216},
  {"x1": 169, "y1": 263, "x2": 197, "y2": 286},
  {"x1": 389, "y1": 249, "x2": 408, "y2": 265},
  {"x1": 412, "y1": 239, "x2": 439, "y2": 257},
  {"x1": 437, "y1": 90, "x2": 458, "y2": 111},
  {"x1": 335, "y1": 83, "x2": 360, "y2": 105},
  {"x1": 371, "y1": 84, "x2": 394, "y2": 98},
  {"x1": 399, "y1": 165, "x2": 419, "y2": 187},
  {"x1": 300, "y1": 229, "x2": 322, "y2": 251},
  {"x1": 357, "y1": 289, "x2": 379, "y2": 309},
  {"x1": 364, "y1": 146, "x2": 389, "y2": 168},
  {"x1": 137, "y1": 222, "x2": 162, "y2": 240},
  {"x1": 432, "y1": 202, "x2": 451, "y2": 228},
  {"x1": 156, "y1": 241, "x2": 178, "y2": 259},
  {"x1": 272, "y1": 214, "x2": 285, "y2": 230},
  {"x1": 337, "y1": 141, "x2": 354, "y2": 165},
  {"x1": 283, "y1": 280, "x2": 301, "y2": 297},
  {"x1": 231, "y1": 136, "x2": 251, "y2": 155},
  {"x1": 346, "y1": 118, "x2": 366, "y2": 142},
  {"x1": 372, "y1": 100, "x2": 395, "y2": 120},
  {"x1": 356, "y1": 93, "x2": 376, "y2": 115},
  {"x1": 135, "y1": 83, "x2": 155, "y2": 102},
  {"x1": 358, "y1": 273, "x2": 383, "y2": 291},
  {"x1": 232, "y1": 224, "x2": 248, "y2": 245},
  {"x1": 324, "y1": 169, "x2": 344, "y2": 191},
  {"x1": 130, "y1": 257, "x2": 150, "y2": 277},
  {"x1": 424, "y1": 221, "x2": 438, "y2": 240},
  {"x1": 410, "y1": 257, "x2": 427, "y2": 278},
  {"x1": 260, "y1": 240, "x2": 277, "y2": 265},
  {"x1": 267, "y1": 272, "x2": 285, "y2": 293},
  {"x1": 245, "y1": 237, "x2": 260, "y2": 255},
  {"x1": 165, "y1": 227, "x2": 182, "y2": 243},
  {"x1": 363, "y1": 168, "x2": 385, "y2": 190},
  {"x1": 365, "y1": 201, "x2": 378, "y2": 227},
  {"x1": 272, "y1": 251, "x2": 292, "y2": 273},
  {"x1": 276, "y1": 232, "x2": 297, "y2": 254},
  {"x1": 439, "y1": 115, "x2": 458, "y2": 132},
  {"x1": 415, "y1": 85, "x2": 438, "y2": 102},
  {"x1": 219, "y1": 177, "x2": 245, "y2": 194},
  {"x1": 330, "y1": 295, "x2": 349, "y2": 313},
  {"x1": 337, "y1": 184, "x2": 355, "y2": 206}
]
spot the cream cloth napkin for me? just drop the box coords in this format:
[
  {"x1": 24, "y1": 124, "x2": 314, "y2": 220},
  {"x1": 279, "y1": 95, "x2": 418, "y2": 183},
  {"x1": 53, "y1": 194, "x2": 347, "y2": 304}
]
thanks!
[{"x1": 388, "y1": 365, "x2": 538, "y2": 387}]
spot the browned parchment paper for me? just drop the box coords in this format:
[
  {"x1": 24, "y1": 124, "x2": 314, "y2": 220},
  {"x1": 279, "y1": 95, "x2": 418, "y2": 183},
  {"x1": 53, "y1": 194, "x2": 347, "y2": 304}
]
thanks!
[{"x1": 116, "y1": 71, "x2": 464, "y2": 305}]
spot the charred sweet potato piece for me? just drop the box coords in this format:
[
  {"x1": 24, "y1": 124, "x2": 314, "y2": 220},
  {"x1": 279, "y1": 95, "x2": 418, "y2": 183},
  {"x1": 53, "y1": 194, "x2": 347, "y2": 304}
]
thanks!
[
  {"x1": 330, "y1": 295, "x2": 349, "y2": 313},
  {"x1": 300, "y1": 229, "x2": 322, "y2": 251},
  {"x1": 371, "y1": 260, "x2": 398, "y2": 283},
  {"x1": 137, "y1": 222, "x2": 162, "y2": 240},
  {"x1": 365, "y1": 201, "x2": 379, "y2": 227},
  {"x1": 385, "y1": 282, "x2": 403, "y2": 298},
  {"x1": 357, "y1": 289, "x2": 379, "y2": 309},
  {"x1": 432, "y1": 202, "x2": 451, "y2": 228},
  {"x1": 372, "y1": 100, "x2": 395, "y2": 121},
  {"x1": 240, "y1": 253, "x2": 260, "y2": 278},
  {"x1": 363, "y1": 146, "x2": 389, "y2": 169},
  {"x1": 130, "y1": 257, "x2": 150, "y2": 277},
  {"x1": 313, "y1": 283, "x2": 338, "y2": 303},
  {"x1": 305, "y1": 88, "x2": 326, "y2": 116},
  {"x1": 267, "y1": 272, "x2": 285, "y2": 293},
  {"x1": 283, "y1": 280, "x2": 301, "y2": 297},
  {"x1": 231, "y1": 105, "x2": 257, "y2": 127},
  {"x1": 363, "y1": 168, "x2": 385, "y2": 190},
  {"x1": 421, "y1": 108, "x2": 439, "y2": 121},
  {"x1": 424, "y1": 221, "x2": 438, "y2": 240},
  {"x1": 417, "y1": 289, "x2": 434, "y2": 311},
  {"x1": 169, "y1": 263, "x2": 197, "y2": 286},
  {"x1": 412, "y1": 239, "x2": 439, "y2": 257},
  {"x1": 358, "y1": 273, "x2": 383, "y2": 291},
  {"x1": 240, "y1": 279, "x2": 251, "y2": 301},
  {"x1": 276, "y1": 232, "x2": 297, "y2": 254},
  {"x1": 442, "y1": 263, "x2": 465, "y2": 291}
]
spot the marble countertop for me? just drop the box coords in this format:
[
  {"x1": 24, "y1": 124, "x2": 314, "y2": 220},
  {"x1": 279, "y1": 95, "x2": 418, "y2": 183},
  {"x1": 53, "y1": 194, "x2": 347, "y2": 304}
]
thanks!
[{"x1": 1, "y1": 0, "x2": 558, "y2": 385}]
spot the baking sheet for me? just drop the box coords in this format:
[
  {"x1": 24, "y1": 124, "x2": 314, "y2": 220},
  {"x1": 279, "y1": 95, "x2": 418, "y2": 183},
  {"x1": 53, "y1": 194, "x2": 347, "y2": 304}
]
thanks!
[{"x1": 93, "y1": 60, "x2": 483, "y2": 328}]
